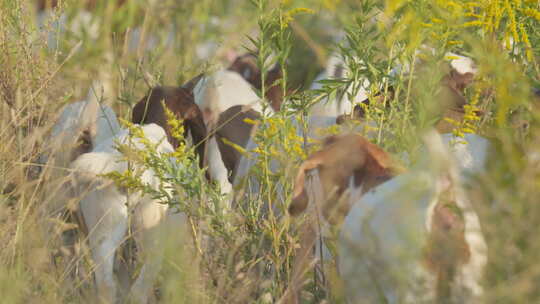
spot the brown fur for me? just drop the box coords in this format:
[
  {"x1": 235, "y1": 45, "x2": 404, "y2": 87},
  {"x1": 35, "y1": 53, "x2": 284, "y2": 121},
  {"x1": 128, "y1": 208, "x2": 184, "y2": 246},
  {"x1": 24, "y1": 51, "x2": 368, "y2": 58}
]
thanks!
[
  {"x1": 423, "y1": 189, "x2": 471, "y2": 302},
  {"x1": 284, "y1": 135, "x2": 397, "y2": 304},
  {"x1": 132, "y1": 86, "x2": 207, "y2": 169},
  {"x1": 289, "y1": 134, "x2": 397, "y2": 224},
  {"x1": 214, "y1": 105, "x2": 261, "y2": 183},
  {"x1": 70, "y1": 128, "x2": 94, "y2": 162}
]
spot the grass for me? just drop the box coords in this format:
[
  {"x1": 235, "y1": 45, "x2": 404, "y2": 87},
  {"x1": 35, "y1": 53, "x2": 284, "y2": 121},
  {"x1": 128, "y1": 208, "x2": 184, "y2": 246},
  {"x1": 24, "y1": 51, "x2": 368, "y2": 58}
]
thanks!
[{"x1": 1, "y1": 0, "x2": 540, "y2": 303}]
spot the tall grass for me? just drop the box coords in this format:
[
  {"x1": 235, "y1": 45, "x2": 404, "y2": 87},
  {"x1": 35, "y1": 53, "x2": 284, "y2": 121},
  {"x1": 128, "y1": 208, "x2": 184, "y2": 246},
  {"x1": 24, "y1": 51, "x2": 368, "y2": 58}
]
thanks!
[{"x1": 1, "y1": 0, "x2": 540, "y2": 303}]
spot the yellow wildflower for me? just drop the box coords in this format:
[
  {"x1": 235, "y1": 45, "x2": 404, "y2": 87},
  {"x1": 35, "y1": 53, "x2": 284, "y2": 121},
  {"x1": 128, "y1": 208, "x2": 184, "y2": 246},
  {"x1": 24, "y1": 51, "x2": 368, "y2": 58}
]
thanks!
[{"x1": 523, "y1": 8, "x2": 540, "y2": 21}]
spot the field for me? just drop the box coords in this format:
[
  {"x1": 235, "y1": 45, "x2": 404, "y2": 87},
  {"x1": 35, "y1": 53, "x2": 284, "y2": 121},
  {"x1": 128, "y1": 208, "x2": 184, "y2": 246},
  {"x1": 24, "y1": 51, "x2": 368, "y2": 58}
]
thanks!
[{"x1": 1, "y1": 0, "x2": 540, "y2": 303}]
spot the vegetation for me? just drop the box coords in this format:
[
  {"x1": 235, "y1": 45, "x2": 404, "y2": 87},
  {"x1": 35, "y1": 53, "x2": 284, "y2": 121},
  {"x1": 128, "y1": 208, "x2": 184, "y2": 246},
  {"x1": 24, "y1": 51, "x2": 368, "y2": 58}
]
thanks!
[{"x1": 0, "y1": 0, "x2": 539, "y2": 303}]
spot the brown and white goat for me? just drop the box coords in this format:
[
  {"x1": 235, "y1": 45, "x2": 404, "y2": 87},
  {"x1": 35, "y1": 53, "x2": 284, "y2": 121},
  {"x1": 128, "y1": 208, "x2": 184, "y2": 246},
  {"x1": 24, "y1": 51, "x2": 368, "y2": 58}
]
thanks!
[
  {"x1": 132, "y1": 86, "x2": 207, "y2": 169},
  {"x1": 186, "y1": 65, "x2": 278, "y2": 195},
  {"x1": 284, "y1": 132, "x2": 487, "y2": 303}
]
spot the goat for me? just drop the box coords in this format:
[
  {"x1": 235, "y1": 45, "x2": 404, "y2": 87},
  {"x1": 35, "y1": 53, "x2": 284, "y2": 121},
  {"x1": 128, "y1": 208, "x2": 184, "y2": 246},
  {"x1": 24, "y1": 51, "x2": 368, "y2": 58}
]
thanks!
[
  {"x1": 282, "y1": 133, "x2": 397, "y2": 304},
  {"x1": 132, "y1": 86, "x2": 207, "y2": 169},
  {"x1": 37, "y1": 83, "x2": 120, "y2": 179},
  {"x1": 35, "y1": 83, "x2": 122, "y2": 300},
  {"x1": 339, "y1": 131, "x2": 487, "y2": 303},
  {"x1": 189, "y1": 69, "x2": 276, "y2": 195},
  {"x1": 285, "y1": 132, "x2": 487, "y2": 303},
  {"x1": 70, "y1": 123, "x2": 186, "y2": 303},
  {"x1": 335, "y1": 58, "x2": 479, "y2": 134},
  {"x1": 325, "y1": 48, "x2": 478, "y2": 127}
]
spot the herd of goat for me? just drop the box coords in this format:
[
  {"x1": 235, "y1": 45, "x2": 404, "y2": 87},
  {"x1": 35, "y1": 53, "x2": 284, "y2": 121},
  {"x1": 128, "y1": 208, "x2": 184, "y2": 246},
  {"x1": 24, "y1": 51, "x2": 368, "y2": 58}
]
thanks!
[
  {"x1": 27, "y1": 1, "x2": 540, "y2": 304},
  {"x1": 37, "y1": 49, "x2": 497, "y2": 304}
]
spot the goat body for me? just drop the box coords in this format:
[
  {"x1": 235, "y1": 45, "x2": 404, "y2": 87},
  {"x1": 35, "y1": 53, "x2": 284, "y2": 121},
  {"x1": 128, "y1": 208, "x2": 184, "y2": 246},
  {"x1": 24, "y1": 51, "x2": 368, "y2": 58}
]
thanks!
[{"x1": 71, "y1": 123, "x2": 185, "y2": 303}]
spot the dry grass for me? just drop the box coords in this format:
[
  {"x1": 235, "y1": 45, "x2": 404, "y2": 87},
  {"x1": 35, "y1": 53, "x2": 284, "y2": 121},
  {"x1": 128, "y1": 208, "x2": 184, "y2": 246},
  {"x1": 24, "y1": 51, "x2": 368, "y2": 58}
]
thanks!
[{"x1": 1, "y1": 0, "x2": 540, "y2": 303}]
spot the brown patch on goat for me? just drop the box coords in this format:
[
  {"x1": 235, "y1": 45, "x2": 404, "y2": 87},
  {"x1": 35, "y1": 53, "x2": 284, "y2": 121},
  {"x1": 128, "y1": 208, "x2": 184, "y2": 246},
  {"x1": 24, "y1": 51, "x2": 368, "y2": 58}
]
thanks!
[
  {"x1": 214, "y1": 105, "x2": 261, "y2": 183},
  {"x1": 289, "y1": 133, "x2": 397, "y2": 225},
  {"x1": 132, "y1": 86, "x2": 207, "y2": 169},
  {"x1": 423, "y1": 190, "x2": 471, "y2": 302},
  {"x1": 227, "y1": 53, "x2": 285, "y2": 112},
  {"x1": 285, "y1": 135, "x2": 398, "y2": 304},
  {"x1": 438, "y1": 69, "x2": 475, "y2": 111},
  {"x1": 70, "y1": 128, "x2": 94, "y2": 162}
]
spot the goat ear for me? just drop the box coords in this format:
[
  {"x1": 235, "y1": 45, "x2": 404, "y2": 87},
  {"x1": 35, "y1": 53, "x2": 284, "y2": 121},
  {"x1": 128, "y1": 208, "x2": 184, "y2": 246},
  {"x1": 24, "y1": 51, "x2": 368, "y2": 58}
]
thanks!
[
  {"x1": 289, "y1": 154, "x2": 324, "y2": 216},
  {"x1": 353, "y1": 138, "x2": 397, "y2": 187},
  {"x1": 182, "y1": 73, "x2": 205, "y2": 92},
  {"x1": 365, "y1": 141, "x2": 392, "y2": 172}
]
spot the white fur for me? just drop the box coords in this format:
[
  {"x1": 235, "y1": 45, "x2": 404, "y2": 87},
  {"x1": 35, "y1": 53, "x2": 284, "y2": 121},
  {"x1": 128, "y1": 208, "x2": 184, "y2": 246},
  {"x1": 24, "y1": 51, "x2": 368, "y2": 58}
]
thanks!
[
  {"x1": 206, "y1": 136, "x2": 233, "y2": 196},
  {"x1": 71, "y1": 123, "x2": 186, "y2": 303},
  {"x1": 390, "y1": 48, "x2": 477, "y2": 78},
  {"x1": 440, "y1": 133, "x2": 489, "y2": 180},
  {"x1": 193, "y1": 70, "x2": 267, "y2": 126},
  {"x1": 193, "y1": 70, "x2": 273, "y2": 196},
  {"x1": 39, "y1": 84, "x2": 120, "y2": 171},
  {"x1": 338, "y1": 131, "x2": 487, "y2": 303},
  {"x1": 448, "y1": 53, "x2": 477, "y2": 75}
]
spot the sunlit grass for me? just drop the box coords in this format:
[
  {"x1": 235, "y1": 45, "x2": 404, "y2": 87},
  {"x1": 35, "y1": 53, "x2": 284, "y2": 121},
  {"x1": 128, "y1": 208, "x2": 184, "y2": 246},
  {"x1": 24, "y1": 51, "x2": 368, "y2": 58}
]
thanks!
[{"x1": 1, "y1": 0, "x2": 539, "y2": 303}]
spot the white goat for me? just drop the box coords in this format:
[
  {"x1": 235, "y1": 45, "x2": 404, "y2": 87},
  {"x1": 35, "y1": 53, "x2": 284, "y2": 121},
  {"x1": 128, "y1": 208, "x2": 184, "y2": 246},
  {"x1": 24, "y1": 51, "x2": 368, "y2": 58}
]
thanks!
[
  {"x1": 70, "y1": 123, "x2": 186, "y2": 303},
  {"x1": 38, "y1": 82, "x2": 120, "y2": 178}
]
